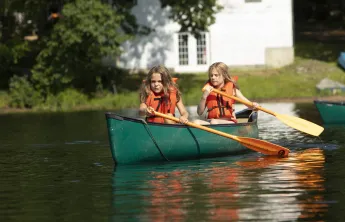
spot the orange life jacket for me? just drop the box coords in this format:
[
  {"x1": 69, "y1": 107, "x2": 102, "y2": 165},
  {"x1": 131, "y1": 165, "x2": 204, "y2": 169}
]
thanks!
[
  {"x1": 145, "y1": 77, "x2": 178, "y2": 123},
  {"x1": 205, "y1": 76, "x2": 238, "y2": 121}
]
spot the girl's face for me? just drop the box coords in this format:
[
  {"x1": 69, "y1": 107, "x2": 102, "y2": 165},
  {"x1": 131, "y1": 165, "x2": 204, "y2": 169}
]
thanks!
[
  {"x1": 209, "y1": 69, "x2": 224, "y2": 88},
  {"x1": 150, "y1": 73, "x2": 163, "y2": 94}
]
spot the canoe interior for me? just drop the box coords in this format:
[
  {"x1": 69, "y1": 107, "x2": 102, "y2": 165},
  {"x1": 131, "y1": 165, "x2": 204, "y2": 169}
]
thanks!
[{"x1": 106, "y1": 109, "x2": 258, "y2": 165}]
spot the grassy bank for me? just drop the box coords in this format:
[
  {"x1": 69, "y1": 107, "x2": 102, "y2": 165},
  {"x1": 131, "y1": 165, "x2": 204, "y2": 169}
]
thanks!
[
  {"x1": 179, "y1": 58, "x2": 345, "y2": 105},
  {"x1": 1, "y1": 41, "x2": 345, "y2": 113}
]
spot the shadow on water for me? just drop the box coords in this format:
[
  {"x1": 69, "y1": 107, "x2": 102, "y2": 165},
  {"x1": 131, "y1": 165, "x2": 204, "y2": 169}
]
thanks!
[
  {"x1": 295, "y1": 103, "x2": 324, "y2": 126},
  {"x1": 110, "y1": 148, "x2": 340, "y2": 221},
  {"x1": 322, "y1": 124, "x2": 345, "y2": 143}
]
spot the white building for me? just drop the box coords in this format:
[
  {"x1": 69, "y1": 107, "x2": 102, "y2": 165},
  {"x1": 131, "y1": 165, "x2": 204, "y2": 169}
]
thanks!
[{"x1": 118, "y1": 0, "x2": 294, "y2": 73}]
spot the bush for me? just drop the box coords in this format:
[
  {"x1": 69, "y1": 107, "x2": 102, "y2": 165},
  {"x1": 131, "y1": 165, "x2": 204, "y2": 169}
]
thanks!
[
  {"x1": 0, "y1": 91, "x2": 10, "y2": 108},
  {"x1": 89, "y1": 92, "x2": 138, "y2": 110},
  {"x1": 9, "y1": 75, "x2": 42, "y2": 108},
  {"x1": 56, "y1": 88, "x2": 88, "y2": 110}
]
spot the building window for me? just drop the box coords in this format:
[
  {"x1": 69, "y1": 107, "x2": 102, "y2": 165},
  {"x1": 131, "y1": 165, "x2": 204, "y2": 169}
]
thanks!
[
  {"x1": 178, "y1": 34, "x2": 189, "y2": 65},
  {"x1": 196, "y1": 34, "x2": 207, "y2": 65},
  {"x1": 245, "y1": 0, "x2": 261, "y2": 3}
]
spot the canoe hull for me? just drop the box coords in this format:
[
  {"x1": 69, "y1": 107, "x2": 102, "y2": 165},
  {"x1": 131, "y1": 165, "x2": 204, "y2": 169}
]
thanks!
[
  {"x1": 314, "y1": 100, "x2": 345, "y2": 124},
  {"x1": 105, "y1": 110, "x2": 258, "y2": 165}
]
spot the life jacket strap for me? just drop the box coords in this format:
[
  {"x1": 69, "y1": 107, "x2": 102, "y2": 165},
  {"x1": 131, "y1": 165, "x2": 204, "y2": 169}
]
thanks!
[{"x1": 154, "y1": 97, "x2": 162, "y2": 111}]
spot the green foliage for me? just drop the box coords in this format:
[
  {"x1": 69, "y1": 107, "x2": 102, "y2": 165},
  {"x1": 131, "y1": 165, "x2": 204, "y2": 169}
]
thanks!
[
  {"x1": 1, "y1": 0, "x2": 222, "y2": 99},
  {"x1": 0, "y1": 91, "x2": 10, "y2": 108},
  {"x1": 295, "y1": 41, "x2": 342, "y2": 62},
  {"x1": 0, "y1": 0, "x2": 224, "y2": 111},
  {"x1": 31, "y1": 0, "x2": 131, "y2": 96},
  {"x1": 0, "y1": 41, "x2": 30, "y2": 89},
  {"x1": 294, "y1": 0, "x2": 345, "y2": 22},
  {"x1": 35, "y1": 89, "x2": 88, "y2": 111},
  {"x1": 89, "y1": 92, "x2": 139, "y2": 110},
  {"x1": 9, "y1": 75, "x2": 42, "y2": 108},
  {"x1": 55, "y1": 89, "x2": 88, "y2": 110},
  {"x1": 105, "y1": 0, "x2": 151, "y2": 35},
  {"x1": 161, "y1": 0, "x2": 223, "y2": 37},
  {"x1": 0, "y1": 44, "x2": 14, "y2": 87}
]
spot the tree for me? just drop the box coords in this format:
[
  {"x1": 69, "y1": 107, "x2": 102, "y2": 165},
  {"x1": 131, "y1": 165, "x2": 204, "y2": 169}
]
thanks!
[
  {"x1": 0, "y1": 0, "x2": 70, "y2": 89},
  {"x1": 294, "y1": 0, "x2": 345, "y2": 22},
  {"x1": 3, "y1": 0, "x2": 223, "y2": 107},
  {"x1": 31, "y1": 0, "x2": 222, "y2": 96},
  {"x1": 161, "y1": 0, "x2": 223, "y2": 37},
  {"x1": 31, "y1": 0, "x2": 130, "y2": 96}
]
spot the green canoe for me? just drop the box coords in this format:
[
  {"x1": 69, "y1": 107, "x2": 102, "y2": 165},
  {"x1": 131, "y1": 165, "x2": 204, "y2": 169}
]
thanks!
[
  {"x1": 105, "y1": 109, "x2": 258, "y2": 165},
  {"x1": 314, "y1": 100, "x2": 345, "y2": 124}
]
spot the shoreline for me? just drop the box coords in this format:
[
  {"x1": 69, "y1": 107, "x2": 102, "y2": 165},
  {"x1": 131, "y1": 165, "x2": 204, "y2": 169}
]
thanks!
[
  {"x1": 1, "y1": 95, "x2": 345, "y2": 115},
  {"x1": 255, "y1": 95, "x2": 345, "y2": 103}
]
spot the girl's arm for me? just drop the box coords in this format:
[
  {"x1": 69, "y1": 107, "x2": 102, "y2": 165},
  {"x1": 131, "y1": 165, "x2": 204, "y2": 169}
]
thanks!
[
  {"x1": 197, "y1": 85, "x2": 212, "y2": 116},
  {"x1": 176, "y1": 98, "x2": 189, "y2": 123},
  {"x1": 197, "y1": 97, "x2": 207, "y2": 116},
  {"x1": 139, "y1": 103, "x2": 148, "y2": 117},
  {"x1": 234, "y1": 89, "x2": 259, "y2": 109}
]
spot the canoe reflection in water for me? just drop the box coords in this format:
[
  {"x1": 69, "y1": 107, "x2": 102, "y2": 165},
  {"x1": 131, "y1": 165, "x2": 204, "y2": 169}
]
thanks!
[
  {"x1": 147, "y1": 166, "x2": 240, "y2": 221},
  {"x1": 110, "y1": 148, "x2": 326, "y2": 221}
]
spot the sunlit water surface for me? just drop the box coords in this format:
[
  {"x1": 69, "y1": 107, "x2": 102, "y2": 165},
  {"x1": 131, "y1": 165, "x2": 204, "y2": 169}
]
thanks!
[{"x1": 1, "y1": 103, "x2": 344, "y2": 221}]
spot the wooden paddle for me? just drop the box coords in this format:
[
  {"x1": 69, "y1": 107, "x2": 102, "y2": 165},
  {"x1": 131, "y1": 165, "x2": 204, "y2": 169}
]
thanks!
[
  {"x1": 152, "y1": 111, "x2": 290, "y2": 157},
  {"x1": 208, "y1": 88, "x2": 324, "y2": 136}
]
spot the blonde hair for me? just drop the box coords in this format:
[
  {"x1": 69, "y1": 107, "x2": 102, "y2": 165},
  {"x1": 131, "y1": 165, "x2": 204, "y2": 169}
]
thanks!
[
  {"x1": 139, "y1": 65, "x2": 181, "y2": 103},
  {"x1": 208, "y1": 62, "x2": 238, "y2": 88}
]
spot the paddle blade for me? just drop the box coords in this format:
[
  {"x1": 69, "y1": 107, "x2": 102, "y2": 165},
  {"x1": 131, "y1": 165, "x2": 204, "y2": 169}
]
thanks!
[
  {"x1": 210, "y1": 88, "x2": 324, "y2": 136},
  {"x1": 275, "y1": 114, "x2": 324, "y2": 136},
  {"x1": 237, "y1": 137, "x2": 290, "y2": 157}
]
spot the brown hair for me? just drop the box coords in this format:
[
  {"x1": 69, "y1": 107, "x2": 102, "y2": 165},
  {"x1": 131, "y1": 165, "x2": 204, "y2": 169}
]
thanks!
[
  {"x1": 208, "y1": 62, "x2": 239, "y2": 89},
  {"x1": 139, "y1": 65, "x2": 181, "y2": 103}
]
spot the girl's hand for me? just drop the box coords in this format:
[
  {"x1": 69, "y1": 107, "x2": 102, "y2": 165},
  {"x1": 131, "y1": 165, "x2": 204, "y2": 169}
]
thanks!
[
  {"x1": 179, "y1": 116, "x2": 189, "y2": 124},
  {"x1": 251, "y1": 102, "x2": 260, "y2": 111},
  {"x1": 146, "y1": 107, "x2": 155, "y2": 116},
  {"x1": 202, "y1": 85, "x2": 213, "y2": 99}
]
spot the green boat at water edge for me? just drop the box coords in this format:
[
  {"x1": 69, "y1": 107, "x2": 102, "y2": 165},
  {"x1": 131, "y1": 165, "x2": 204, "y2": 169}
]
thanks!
[
  {"x1": 314, "y1": 100, "x2": 345, "y2": 124},
  {"x1": 105, "y1": 109, "x2": 258, "y2": 165}
]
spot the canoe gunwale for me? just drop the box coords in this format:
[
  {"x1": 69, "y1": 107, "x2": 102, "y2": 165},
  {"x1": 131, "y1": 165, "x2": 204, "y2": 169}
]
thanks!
[
  {"x1": 105, "y1": 109, "x2": 257, "y2": 128},
  {"x1": 314, "y1": 100, "x2": 345, "y2": 106}
]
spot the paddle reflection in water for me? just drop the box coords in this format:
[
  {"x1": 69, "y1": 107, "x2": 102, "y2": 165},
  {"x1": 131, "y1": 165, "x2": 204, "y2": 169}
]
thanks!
[
  {"x1": 110, "y1": 148, "x2": 326, "y2": 221},
  {"x1": 236, "y1": 148, "x2": 326, "y2": 220}
]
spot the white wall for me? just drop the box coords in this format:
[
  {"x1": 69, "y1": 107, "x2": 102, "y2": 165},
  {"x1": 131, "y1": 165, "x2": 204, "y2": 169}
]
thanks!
[
  {"x1": 118, "y1": 0, "x2": 179, "y2": 70},
  {"x1": 212, "y1": 0, "x2": 293, "y2": 66},
  {"x1": 118, "y1": 0, "x2": 293, "y2": 72}
]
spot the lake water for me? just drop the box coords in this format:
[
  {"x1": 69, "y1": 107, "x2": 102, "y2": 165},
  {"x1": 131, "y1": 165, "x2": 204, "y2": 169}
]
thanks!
[{"x1": 1, "y1": 103, "x2": 345, "y2": 221}]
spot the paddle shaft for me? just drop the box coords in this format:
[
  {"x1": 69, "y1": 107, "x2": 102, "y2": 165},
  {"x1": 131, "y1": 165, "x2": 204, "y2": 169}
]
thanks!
[
  {"x1": 153, "y1": 111, "x2": 241, "y2": 142},
  {"x1": 211, "y1": 88, "x2": 276, "y2": 116}
]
